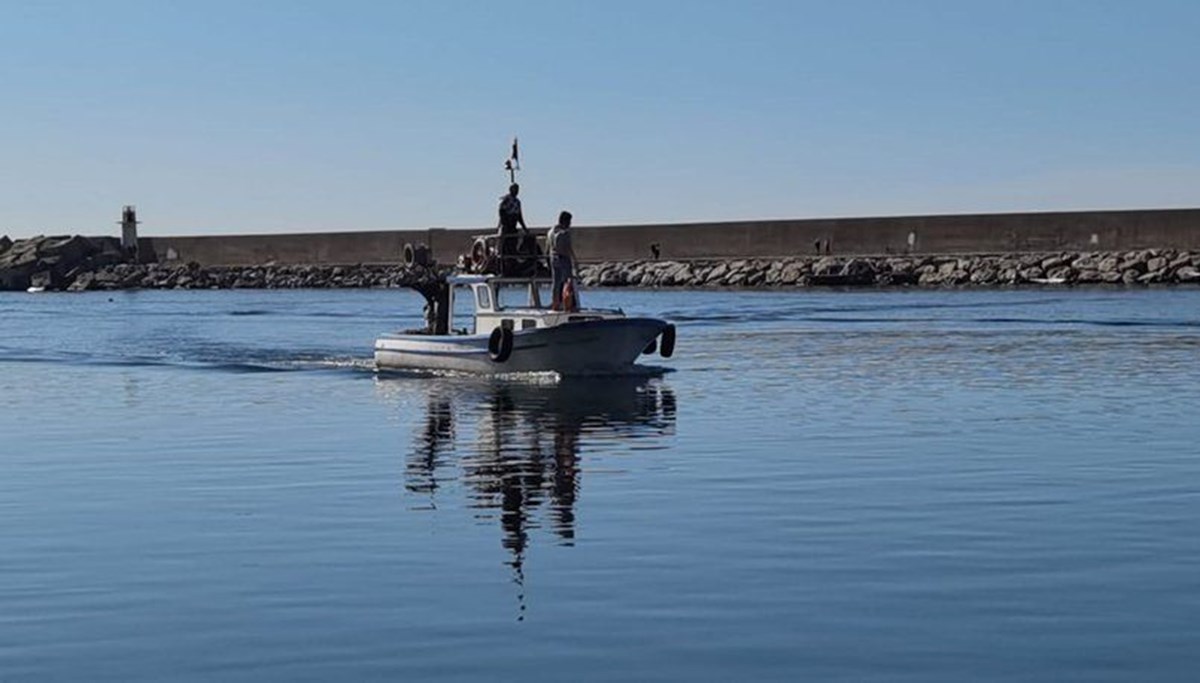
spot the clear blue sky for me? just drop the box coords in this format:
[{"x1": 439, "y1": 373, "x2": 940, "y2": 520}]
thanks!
[{"x1": 2, "y1": 0, "x2": 1198, "y2": 237}]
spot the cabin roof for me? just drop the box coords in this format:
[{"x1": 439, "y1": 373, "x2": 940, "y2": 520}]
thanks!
[
  {"x1": 446, "y1": 274, "x2": 491, "y2": 285},
  {"x1": 446, "y1": 274, "x2": 553, "y2": 286}
]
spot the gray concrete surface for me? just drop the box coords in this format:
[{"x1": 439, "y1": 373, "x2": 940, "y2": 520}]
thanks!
[{"x1": 136, "y1": 208, "x2": 1200, "y2": 266}]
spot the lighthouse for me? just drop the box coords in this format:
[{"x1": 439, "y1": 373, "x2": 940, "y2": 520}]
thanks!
[{"x1": 120, "y1": 205, "x2": 140, "y2": 256}]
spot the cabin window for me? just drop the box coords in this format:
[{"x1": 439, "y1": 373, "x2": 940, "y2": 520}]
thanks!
[
  {"x1": 475, "y1": 287, "x2": 492, "y2": 310},
  {"x1": 568, "y1": 315, "x2": 602, "y2": 322},
  {"x1": 496, "y1": 287, "x2": 517, "y2": 310},
  {"x1": 537, "y1": 285, "x2": 555, "y2": 308},
  {"x1": 521, "y1": 319, "x2": 537, "y2": 330},
  {"x1": 501, "y1": 319, "x2": 514, "y2": 330}
]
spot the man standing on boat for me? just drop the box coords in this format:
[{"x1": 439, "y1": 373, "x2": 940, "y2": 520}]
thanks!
[
  {"x1": 496, "y1": 183, "x2": 528, "y2": 275},
  {"x1": 548, "y1": 211, "x2": 578, "y2": 311}
]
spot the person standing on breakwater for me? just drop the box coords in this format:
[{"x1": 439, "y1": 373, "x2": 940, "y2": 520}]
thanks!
[
  {"x1": 547, "y1": 211, "x2": 578, "y2": 311},
  {"x1": 497, "y1": 183, "x2": 528, "y2": 275}
]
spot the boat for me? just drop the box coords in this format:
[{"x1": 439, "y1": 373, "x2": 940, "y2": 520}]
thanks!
[{"x1": 375, "y1": 274, "x2": 676, "y2": 375}]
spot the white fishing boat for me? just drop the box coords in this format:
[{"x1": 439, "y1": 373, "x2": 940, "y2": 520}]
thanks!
[{"x1": 375, "y1": 274, "x2": 675, "y2": 375}]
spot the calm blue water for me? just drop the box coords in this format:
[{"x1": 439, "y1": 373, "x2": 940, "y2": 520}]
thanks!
[{"x1": 3, "y1": 286, "x2": 1200, "y2": 681}]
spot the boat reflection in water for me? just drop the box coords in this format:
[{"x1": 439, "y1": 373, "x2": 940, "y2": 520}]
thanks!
[{"x1": 377, "y1": 372, "x2": 676, "y2": 615}]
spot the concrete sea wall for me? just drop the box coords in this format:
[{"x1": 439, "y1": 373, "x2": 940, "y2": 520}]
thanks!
[{"x1": 139, "y1": 208, "x2": 1200, "y2": 266}]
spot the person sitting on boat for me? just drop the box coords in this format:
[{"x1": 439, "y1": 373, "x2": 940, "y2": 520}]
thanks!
[
  {"x1": 496, "y1": 183, "x2": 528, "y2": 275},
  {"x1": 548, "y1": 211, "x2": 578, "y2": 311}
]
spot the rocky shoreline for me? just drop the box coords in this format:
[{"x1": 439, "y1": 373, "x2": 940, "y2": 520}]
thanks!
[
  {"x1": 579, "y1": 251, "x2": 1200, "y2": 287},
  {"x1": 4, "y1": 235, "x2": 1200, "y2": 291}
]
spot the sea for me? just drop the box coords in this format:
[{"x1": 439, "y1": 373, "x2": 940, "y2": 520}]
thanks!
[{"x1": 2, "y1": 286, "x2": 1199, "y2": 681}]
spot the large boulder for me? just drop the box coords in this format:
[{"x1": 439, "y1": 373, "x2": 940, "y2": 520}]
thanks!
[
  {"x1": 813, "y1": 256, "x2": 842, "y2": 276},
  {"x1": 39, "y1": 235, "x2": 95, "y2": 264},
  {"x1": 1146, "y1": 256, "x2": 1168, "y2": 274},
  {"x1": 67, "y1": 271, "x2": 97, "y2": 292},
  {"x1": 704, "y1": 263, "x2": 729, "y2": 284},
  {"x1": 779, "y1": 261, "x2": 807, "y2": 285},
  {"x1": 0, "y1": 266, "x2": 34, "y2": 290},
  {"x1": 918, "y1": 269, "x2": 944, "y2": 285},
  {"x1": 0, "y1": 238, "x2": 42, "y2": 289},
  {"x1": 1176, "y1": 266, "x2": 1200, "y2": 283},
  {"x1": 1019, "y1": 266, "x2": 1045, "y2": 281},
  {"x1": 30, "y1": 270, "x2": 66, "y2": 290},
  {"x1": 1119, "y1": 256, "x2": 1147, "y2": 274},
  {"x1": 0, "y1": 237, "x2": 41, "y2": 269},
  {"x1": 970, "y1": 267, "x2": 998, "y2": 284},
  {"x1": 1046, "y1": 265, "x2": 1075, "y2": 282},
  {"x1": 1041, "y1": 254, "x2": 1069, "y2": 270}
]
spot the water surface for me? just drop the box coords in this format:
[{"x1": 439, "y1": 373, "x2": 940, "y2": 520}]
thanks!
[{"x1": 3, "y1": 286, "x2": 1199, "y2": 681}]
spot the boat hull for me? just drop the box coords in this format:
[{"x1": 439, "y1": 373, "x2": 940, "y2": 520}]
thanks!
[{"x1": 375, "y1": 317, "x2": 669, "y2": 375}]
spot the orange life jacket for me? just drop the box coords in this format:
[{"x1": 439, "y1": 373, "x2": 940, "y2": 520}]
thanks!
[{"x1": 562, "y1": 279, "x2": 578, "y2": 312}]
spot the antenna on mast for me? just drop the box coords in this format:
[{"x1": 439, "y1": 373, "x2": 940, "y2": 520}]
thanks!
[{"x1": 504, "y1": 137, "x2": 519, "y2": 184}]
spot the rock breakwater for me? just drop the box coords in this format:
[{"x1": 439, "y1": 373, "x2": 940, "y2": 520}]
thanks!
[
  {"x1": 0, "y1": 235, "x2": 452, "y2": 292},
  {"x1": 4, "y1": 234, "x2": 1200, "y2": 291},
  {"x1": 65, "y1": 262, "x2": 451, "y2": 291},
  {"x1": 579, "y1": 250, "x2": 1200, "y2": 288},
  {"x1": 0, "y1": 235, "x2": 129, "y2": 291}
]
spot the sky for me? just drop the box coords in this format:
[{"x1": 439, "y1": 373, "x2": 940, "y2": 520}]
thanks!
[{"x1": 2, "y1": 0, "x2": 1198, "y2": 237}]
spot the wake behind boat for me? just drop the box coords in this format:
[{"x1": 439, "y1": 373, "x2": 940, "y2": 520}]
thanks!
[{"x1": 375, "y1": 273, "x2": 675, "y2": 375}]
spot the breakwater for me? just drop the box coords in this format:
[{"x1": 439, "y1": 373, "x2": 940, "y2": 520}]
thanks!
[
  {"x1": 10, "y1": 249, "x2": 1200, "y2": 292},
  {"x1": 136, "y1": 208, "x2": 1200, "y2": 266},
  {"x1": 0, "y1": 235, "x2": 449, "y2": 292},
  {"x1": 579, "y1": 251, "x2": 1200, "y2": 287},
  {"x1": 6, "y1": 235, "x2": 1200, "y2": 292}
]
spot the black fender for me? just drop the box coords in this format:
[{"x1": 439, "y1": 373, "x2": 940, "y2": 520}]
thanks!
[
  {"x1": 403, "y1": 242, "x2": 431, "y2": 268},
  {"x1": 488, "y1": 327, "x2": 514, "y2": 363},
  {"x1": 659, "y1": 324, "x2": 676, "y2": 358}
]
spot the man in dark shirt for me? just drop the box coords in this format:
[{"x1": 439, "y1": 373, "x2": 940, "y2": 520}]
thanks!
[{"x1": 496, "y1": 183, "x2": 527, "y2": 275}]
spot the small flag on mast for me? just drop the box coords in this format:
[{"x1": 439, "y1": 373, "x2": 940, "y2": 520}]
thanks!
[{"x1": 510, "y1": 137, "x2": 520, "y2": 170}]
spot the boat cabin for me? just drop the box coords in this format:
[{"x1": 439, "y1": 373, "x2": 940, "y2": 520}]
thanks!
[{"x1": 446, "y1": 274, "x2": 623, "y2": 336}]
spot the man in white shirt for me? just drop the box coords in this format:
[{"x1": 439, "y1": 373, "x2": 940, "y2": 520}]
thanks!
[{"x1": 547, "y1": 211, "x2": 578, "y2": 310}]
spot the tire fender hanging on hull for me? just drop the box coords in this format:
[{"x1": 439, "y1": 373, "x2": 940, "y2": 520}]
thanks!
[
  {"x1": 659, "y1": 324, "x2": 676, "y2": 358},
  {"x1": 488, "y1": 327, "x2": 514, "y2": 363}
]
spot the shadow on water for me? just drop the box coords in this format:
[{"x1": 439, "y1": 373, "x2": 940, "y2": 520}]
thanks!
[{"x1": 376, "y1": 373, "x2": 677, "y2": 620}]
